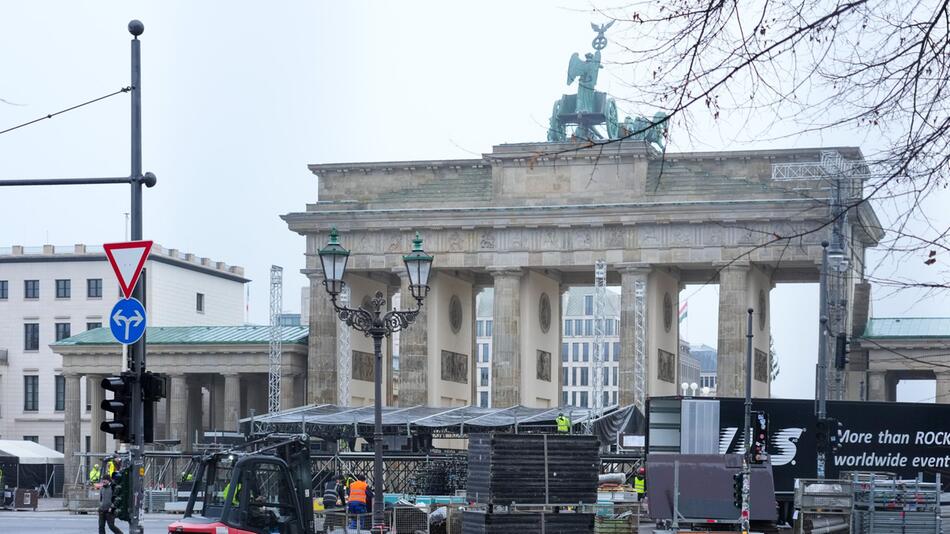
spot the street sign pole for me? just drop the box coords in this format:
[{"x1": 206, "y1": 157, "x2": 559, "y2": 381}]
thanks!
[{"x1": 128, "y1": 19, "x2": 146, "y2": 534}]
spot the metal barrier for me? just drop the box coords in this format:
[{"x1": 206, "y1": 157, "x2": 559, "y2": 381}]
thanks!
[
  {"x1": 320, "y1": 505, "x2": 428, "y2": 534},
  {"x1": 851, "y1": 474, "x2": 942, "y2": 534}
]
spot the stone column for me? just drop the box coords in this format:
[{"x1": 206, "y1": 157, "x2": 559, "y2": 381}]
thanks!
[
  {"x1": 717, "y1": 264, "x2": 749, "y2": 397},
  {"x1": 490, "y1": 268, "x2": 522, "y2": 408},
  {"x1": 223, "y1": 373, "x2": 241, "y2": 431},
  {"x1": 168, "y1": 374, "x2": 189, "y2": 449},
  {"x1": 88, "y1": 374, "x2": 105, "y2": 453},
  {"x1": 211, "y1": 376, "x2": 225, "y2": 430},
  {"x1": 280, "y1": 372, "x2": 298, "y2": 409},
  {"x1": 63, "y1": 373, "x2": 82, "y2": 495},
  {"x1": 619, "y1": 265, "x2": 650, "y2": 407},
  {"x1": 398, "y1": 271, "x2": 429, "y2": 406},
  {"x1": 308, "y1": 272, "x2": 339, "y2": 404},
  {"x1": 936, "y1": 372, "x2": 950, "y2": 405},
  {"x1": 187, "y1": 379, "x2": 203, "y2": 448},
  {"x1": 557, "y1": 284, "x2": 568, "y2": 406},
  {"x1": 866, "y1": 370, "x2": 887, "y2": 401}
]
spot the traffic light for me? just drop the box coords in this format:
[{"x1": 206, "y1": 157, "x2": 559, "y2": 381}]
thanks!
[
  {"x1": 835, "y1": 334, "x2": 848, "y2": 370},
  {"x1": 142, "y1": 372, "x2": 166, "y2": 444},
  {"x1": 750, "y1": 411, "x2": 769, "y2": 464},
  {"x1": 100, "y1": 373, "x2": 134, "y2": 443},
  {"x1": 732, "y1": 472, "x2": 744, "y2": 509},
  {"x1": 112, "y1": 466, "x2": 131, "y2": 521},
  {"x1": 816, "y1": 417, "x2": 836, "y2": 454}
]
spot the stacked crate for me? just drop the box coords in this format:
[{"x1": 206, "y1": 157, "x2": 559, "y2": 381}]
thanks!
[{"x1": 464, "y1": 433, "x2": 599, "y2": 534}]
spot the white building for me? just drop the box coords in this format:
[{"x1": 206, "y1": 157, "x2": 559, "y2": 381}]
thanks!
[
  {"x1": 476, "y1": 287, "x2": 622, "y2": 409},
  {"x1": 0, "y1": 244, "x2": 247, "y2": 452},
  {"x1": 692, "y1": 343, "x2": 718, "y2": 393}
]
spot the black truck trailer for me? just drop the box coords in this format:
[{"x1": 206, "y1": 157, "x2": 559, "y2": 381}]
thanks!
[{"x1": 646, "y1": 396, "x2": 950, "y2": 520}]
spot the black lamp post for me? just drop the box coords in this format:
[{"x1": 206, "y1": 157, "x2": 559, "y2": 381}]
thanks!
[{"x1": 318, "y1": 228, "x2": 432, "y2": 530}]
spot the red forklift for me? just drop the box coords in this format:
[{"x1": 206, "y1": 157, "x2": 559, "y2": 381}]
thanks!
[{"x1": 168, "y1": 434, "x2": 315, "y2": 534}]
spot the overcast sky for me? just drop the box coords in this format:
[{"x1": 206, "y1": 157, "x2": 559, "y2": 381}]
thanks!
[{"x1": 2, "y1": 1, "x2": 946, "y2": 401}]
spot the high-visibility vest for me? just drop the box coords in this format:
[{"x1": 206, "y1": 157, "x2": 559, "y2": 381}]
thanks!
[
  {"x1": 223, "y1": 482, "x2": 241, "y2": 505},
  {"x1": 348, "y1": 480, "x2": 368, "y2": 504},
  {"x1": 634, "y1": 476, "x2": 645, "y2": 494},
  {"x1": 89, "y1": 465, "x2": 101, "y2": 483},
  {"x1": 556, "y1": 416, "x2": 571, "y2": 433},
  {"x1": 323, "y1": 481, "x2": 340, "y2": 501},
  {"x1": 107, "y1": 461, "x2": 117, "y2": 476}
]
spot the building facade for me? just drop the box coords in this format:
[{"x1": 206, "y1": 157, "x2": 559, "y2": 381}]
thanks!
[
  {"x1": 0, "y1": 244, "x2": 246, "y2": 452},
  {"x1": 691, "y1": 343, "x2": 718, "y2": 392}
]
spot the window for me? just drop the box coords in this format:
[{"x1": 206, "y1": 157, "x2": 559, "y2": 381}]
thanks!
[
  {"x1": 55, "y1": 279, "x2": 71, "y2": 298},
  {"x1": 572, "y1": 343, "x2": 580, "y2": 362},
  {"x1": 479, "y1": 391, "x2": 488, "y2": 407},
  {"x1": 55, "y1": 322, "x2": 71, "y2": 341},
  {"x1": 87, "y1": 322, "x2": 102, "y2": 331},
  {"x1": 572, "y1": 367, "x2": 578, "y2": 386},
  {"x1": 572, "y1": 391, "x2": 577, "y2": 406},
  {"x1": 54, "y1": 436, "x2": 64, "y2": 453},
  {"x1": 606, "y1": 320, "x2": 615, "y2": 336},
  {"x1": 584, "y1": 295, "x2": 593, "y2": 315},
  {"x1": 585, "y1": 319, "x2": 593, "y2": 336},
  {"x1": 23, "y1": 436, "x2": 39, "y2": 444},
  {"x1": 196, "y1": 292, "x2": 205, "y2": 313},
  {"x1": 580, "y1": 368, "x2": 589, "y2": 386},
  {"x1": 24, "y1": 323, "x2": 39, "y2": 351},
  {"x1": 613, "y1": 342, "x2": 621, "y2": 361},
  {"x1": 604, "y1": 391, "x2": 610, "y2": 407},
  {"x1": 561, "y1": 391, "x2": 568, "y2": 406},
  {"x1": 564, "y1": 320, "x2": 573, "y2": 337},
  {"x1": 24, "y1": 376, "x2": 38, "y2": 411},
  {"x1": 601, "y1": 343, "x2": 610, "y2": 361},
  {"x1": 24, "y1": 280, "x2": 39, "y2": 299},
  {"x1": 55, "y1": 375, "x2": 65, "y2": 411},
  {"x1": 476, "y1": 320, "x2": 485, "y2": 337},
  {"x1": 612, "y1": 391, "x2": 617, "y2": 405},
  {"x1": 574, "y1": 319, "x2": 583, "y2": 335},
  {"x1": 0, "y1": 280, "x2": 7, "y2": 299},
  {"x1": 561, "y1": 343, "x2": 569, "y2": 362},
  {"x1": 87, "y1": 278, "x2": 102, "y2": 298},
  {"x1": 482, "y1": 344, "x2": 490, "y2": 363},
  {"x1": 582, "y1": 343, "x2": 589, "y2": 362},
  {"x1": 613, "y1": 367, "x2": 618, "y2": 386},
  {"x1": 480, "y1": 367, "x2": 489, "y2": 387},
  {"x1": 562, "y1": 368, "x2": 569, "y2": 386},
  {"x1": 485, "y1": 320, "x2": 493, "y2": 336},
  {"x1": 579, "y1": 391, "x2": 589, "y2": 407},
  {"x1": 603, "y1": 370, "x2": 609, "y2": 386}
]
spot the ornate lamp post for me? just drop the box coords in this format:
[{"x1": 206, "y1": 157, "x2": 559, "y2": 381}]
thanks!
[{"x1": 318, "y1": 228, "x2": 432, "y2": 530}]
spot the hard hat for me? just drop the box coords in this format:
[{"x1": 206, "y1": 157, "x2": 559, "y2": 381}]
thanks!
[{"x1": 637, "y1": 467, "x2": 645, "y2": 475}]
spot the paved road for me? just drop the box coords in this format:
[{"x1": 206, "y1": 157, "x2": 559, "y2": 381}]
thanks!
[{"x1": 0, "y1": 511, "x2": 181, "y2": 533}]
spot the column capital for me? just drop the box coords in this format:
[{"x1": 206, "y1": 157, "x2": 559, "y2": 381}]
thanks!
[
  {"x1": 713, "y1": 261, "x2": 751, "y2": 272},
  {"x1": 618, "y1": 263, "x2": 651, "y2": 276},
  {"x1": 487, "y1": 267, "x2": 523, "y2": 278}
]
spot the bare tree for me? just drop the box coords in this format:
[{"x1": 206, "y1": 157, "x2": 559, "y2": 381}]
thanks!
[{"x1": 574, "y1": 0, "x2": 950, "y2": 289}]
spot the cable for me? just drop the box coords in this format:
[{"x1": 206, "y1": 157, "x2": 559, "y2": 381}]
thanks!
[
  {"x1": 0, "y1": 86, "x2": 132, "y2": 137},
  {"x1": 857, "y1": 336, "x2": 950, "y2": 370}
]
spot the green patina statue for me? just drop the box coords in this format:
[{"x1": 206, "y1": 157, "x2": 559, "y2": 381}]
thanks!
[{"x1": 546, "y1": 22, "x2": 668, "y2": 149}]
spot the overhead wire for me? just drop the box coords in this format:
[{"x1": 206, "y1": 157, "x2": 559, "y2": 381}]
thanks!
[{"x1": 0, "y1": 86, "x2": 131, "y2": 137}]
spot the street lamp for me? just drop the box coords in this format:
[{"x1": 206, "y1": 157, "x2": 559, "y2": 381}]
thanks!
[{"x1": 318, "y1": 228, "x2": 433, "y2": 531}]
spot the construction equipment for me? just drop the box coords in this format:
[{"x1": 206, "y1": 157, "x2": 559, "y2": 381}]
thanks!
[
  {"x1": 268, "y1": 265, "x2": 283, "y2": 414},
  {"x1": 168, "y1": 433, "x2": 314, "y2": 534}
]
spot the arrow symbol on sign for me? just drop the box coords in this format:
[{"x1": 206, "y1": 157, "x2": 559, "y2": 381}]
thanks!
[{"x1": 113, "y1": 308, "x2": 143, "y2": 341}]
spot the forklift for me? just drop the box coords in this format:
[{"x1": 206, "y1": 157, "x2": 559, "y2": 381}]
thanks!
[{"x1": 168, "y1": 434, "x2": 315, "y2": 534}]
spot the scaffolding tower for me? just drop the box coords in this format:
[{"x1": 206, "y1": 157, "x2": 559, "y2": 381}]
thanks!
[
  {"x1": 633, "y1": 279, "x2": 647, "y2": 412},
  {"x1": 268, "y1": 265, "x2": 283, "y2": 414},
  {"x1": 591, "y1": 261, "x2": 608, "y2": 419},
  {"x1": 337, "y1": 285, "x2": 352, "y2": 406}
]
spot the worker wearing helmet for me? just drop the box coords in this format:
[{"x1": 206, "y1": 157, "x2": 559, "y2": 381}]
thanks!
[
  {"x1": 555, "y1": 412, "x2": 572, "y2": 434},
  {"x1": 634, "y1": 467, "x2": 646, "y2": 498}
]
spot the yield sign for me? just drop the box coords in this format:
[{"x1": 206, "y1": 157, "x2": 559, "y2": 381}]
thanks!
[{"x1": 104, "y1": 240, "x2": 153, "y2": 299}]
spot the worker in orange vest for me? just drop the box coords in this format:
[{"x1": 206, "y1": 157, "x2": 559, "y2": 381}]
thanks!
[{"x1": 347, "y1": 474, "x2": 369, "y2": 528}]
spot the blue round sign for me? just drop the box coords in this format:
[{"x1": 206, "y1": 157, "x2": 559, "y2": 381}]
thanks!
[{"x1": 110, "y1": 297, "x2": 147, "y2": 345}]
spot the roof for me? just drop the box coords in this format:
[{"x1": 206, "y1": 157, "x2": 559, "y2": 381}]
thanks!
[
  {"x1": 563, "y1": 287, "x2": 620, "y2": 317},
  {"x1": 248, "y1": 404, "x2": 613, "y2": 437},
  {"x1": 863, "y1": 318, "x2": 950, "y2": 339},
  {"x1": 53, "y1": 325, "x2": 309, "y2": 346},
  {"x1": 0, "y1": 440, "x2": 64, "y2": 464}
]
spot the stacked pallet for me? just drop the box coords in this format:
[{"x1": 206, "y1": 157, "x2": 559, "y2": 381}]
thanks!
[
  {"x1": 467, "y1": 433, "x2": 600, "y2": 505},
  {"x1": 462, "y1": 510, "x2": 594, "y2": 534}
]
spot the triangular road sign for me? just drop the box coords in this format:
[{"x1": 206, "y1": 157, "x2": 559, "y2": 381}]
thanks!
[{"x1": 104, "y1": 240, "x2": 153, "y2": 299}]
